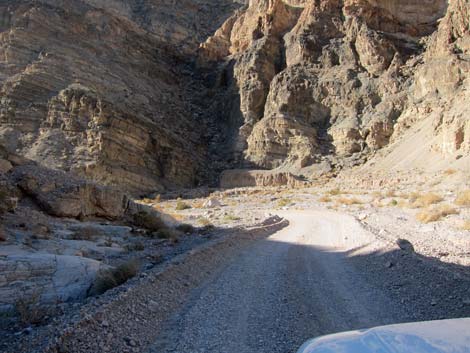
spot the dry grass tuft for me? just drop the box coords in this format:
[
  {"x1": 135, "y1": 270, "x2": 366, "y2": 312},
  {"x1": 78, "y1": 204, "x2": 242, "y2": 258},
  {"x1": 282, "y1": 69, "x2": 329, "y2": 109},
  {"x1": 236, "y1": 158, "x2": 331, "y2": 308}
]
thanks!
[
  {"x1": 192, "y1": 200, "x2": 205, "y2": 209},
  {"x1": 461, "y1": 220, "x2": 470, "y2": 231},
  {"x1": 223, "y1": 214, "x2": 241, "y2": 222},
  {"x1": 416, "y1": 204, "x2": 459, "y2": 223},
  {"x1": 412, "y1": 193, "x2": 444, "y2": 208},
  {"x1": 444, "y1": 168, "x2": 457, "y2": 175},
  {"x1": 327, "y1": 188, "x2": 343, "y2": 196},
  {"x1": 318, "y1": 196, "x2": 332, "y2": 203},
  {"x1": 385, "y1": 190, "x2": 396, "y2": 197},
  {"x1": 336, "y1": 197, "x2": 363, "y2": 205},
  {"x1": 198, "y1": 217, "x2": 212, "y2": 227},
  {"x1": 455, "y1": 190, "x2": 470, "y2": 207},
  {"x1": 277, "y1": 198, "x2": 291, "y2": 207}
]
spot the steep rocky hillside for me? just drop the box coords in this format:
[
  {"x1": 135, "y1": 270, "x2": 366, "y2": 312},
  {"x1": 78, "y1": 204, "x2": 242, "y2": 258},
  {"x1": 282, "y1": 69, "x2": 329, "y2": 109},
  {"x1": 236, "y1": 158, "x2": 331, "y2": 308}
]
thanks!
[
  {"x1": 0, "y1": 0, "x2": 468, "y2": 193},
  {"x1": 0, "y1": 0, "x2": 244, "y2": 194},
  {"x1": 200, "y1": 0, "x2": 469, "y2": 176}
]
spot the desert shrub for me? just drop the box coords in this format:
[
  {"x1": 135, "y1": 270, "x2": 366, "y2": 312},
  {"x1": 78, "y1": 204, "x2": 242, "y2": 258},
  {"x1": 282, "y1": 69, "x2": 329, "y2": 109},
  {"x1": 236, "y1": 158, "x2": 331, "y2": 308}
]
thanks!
[
  {"x1": 455, "y1": 190, "x2": 470, "y2": 207},
  {"x1": 133, "y1": 211, "x2": 165, "y2": 232},
  {"x1": 412, "y1": 193, "x2": 444, "y2": 208},
  {"x1": 71, "y1": 226, "x2": 97, "y2": 241},
  {"x1": 176, "y1": 223, "x2": 195, "y2": 234},
  {"x1": 336, "y1": 197, "x2": 362, "y2": 205},
  {"x1": 318, "y1": 196, "x2": 332, "y2": 203},
  {"x1": 389, "y1": 199, "x2": 398, "y2": 206},
  {"x1": 15, "y1": 292, "x2": 44, "y2": 326},
  {"x1": 198, "y1": 217, "x2": 212, "y2": 227},
  {"x1": 327, "y1": 188, "x2": 343, "y2": 196},
  {"x1": 444, "y1": 169, "x2": 457, "y2": 175},
  {"x1": 462, "y1": 220, "x2": 470, "y2": 231},
  {"x1": 91, "y1": 259, "x2": 139, "y2": 295},
  {"x1": 175, "y1": 199, "x2": 191, "y2": 211},
  {"x1": 125, "y1": 242, "x2": 145, "y2": 252},
  {"x1": 277, "y1": 198, "x2": 290, "y2": 207},
  {"x1": 416, "y1": 204, "x2": 459, "y2": 223},
  {"x1": 223, "y1": 214, "x2": 241, "y2": 222},
  {"x1": 154, "y1": 228, "x2": 181, "y2": 241}
]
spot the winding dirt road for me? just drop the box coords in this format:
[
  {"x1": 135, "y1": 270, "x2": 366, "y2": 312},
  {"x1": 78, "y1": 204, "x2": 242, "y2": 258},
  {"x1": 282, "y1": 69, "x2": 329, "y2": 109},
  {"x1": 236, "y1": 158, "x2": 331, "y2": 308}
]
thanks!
[{"x1": 148, "y1": 211, "x2": 414, "y2": 353}]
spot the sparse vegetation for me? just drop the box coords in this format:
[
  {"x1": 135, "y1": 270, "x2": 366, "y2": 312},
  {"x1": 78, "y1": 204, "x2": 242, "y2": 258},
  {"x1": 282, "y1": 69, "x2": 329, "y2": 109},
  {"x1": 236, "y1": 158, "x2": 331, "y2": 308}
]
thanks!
[
  {"x1": 444, "y1": 168, "x2": 457, "y2": 175},
  {"x1": 223, "y1": 214, "x2": 241, "y2": 222},
  {"x1": 411, "y1": 193, "x2": 444, "y2": 208},
  {"x1": 416, "y1": 204, "x2": 459, "y2": 223},
  {"x1": 91, "y1": 259, "x2": 139, "y2": 295},
  {"x1": 319, "y1": 196, "x2": 332, "y2": 203},
  {"x1": 71, "y1": 227, "x2": 97, "y2": 241},
  {"x1": 389, "y1": 199, "x2": 398, "y2": 207},
  {"x1": 277, "y1": 198, "x2": 291, "y2": 207},
  {"x1": 462, "y1": 220, "x2": 470, "y2": 231},
  {"x1": 198, "y1": 217, "x2": 212, "y2": 227},
  {"x1": 125, "y1": 242, "x2": 145, "y2": 252},
  {"x1": 154, "y1": 228, "x2": 181, "y2": 241},
  {"x1": 176, "y1": 223, "x2": 195, "y2": 234},
  {"x1": 336, "y1": 197, "x2": 362, "y2": 205},
  {"x1": 327, "y1": 188, "x2": 343, "y2": 196},
  {"x1": 133, "y1": 211, "x2": 165, "y2": 232},
  {"x1": 455, "y1": 190, "x2": 470, "y2": 207},
  {"x1": 15, "y1": 292, "x2": 45, "y2": 326},
  {"x1": 175, "y1": 199, "x2": 191, "y2": 211}
]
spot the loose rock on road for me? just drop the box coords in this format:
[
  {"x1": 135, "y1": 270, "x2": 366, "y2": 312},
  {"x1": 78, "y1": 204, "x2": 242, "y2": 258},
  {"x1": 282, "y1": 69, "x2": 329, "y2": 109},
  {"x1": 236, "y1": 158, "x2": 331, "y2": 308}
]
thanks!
[{"x1": 149, "y1": 211, "x2": 415, "y2": 353}]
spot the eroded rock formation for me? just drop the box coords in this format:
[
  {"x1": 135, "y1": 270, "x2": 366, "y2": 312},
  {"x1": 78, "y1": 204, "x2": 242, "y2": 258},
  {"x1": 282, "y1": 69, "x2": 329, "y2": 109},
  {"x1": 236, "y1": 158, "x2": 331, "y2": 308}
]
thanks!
[
  {"x1": 0, "y1": 0, "x2": 468, "y2": 190},
  {"x1": 0, "y1": 0, "x2": 244, "y2": 193},
  {"x1": 200, "y1": 0, "x2": 468, "y2": 173}
]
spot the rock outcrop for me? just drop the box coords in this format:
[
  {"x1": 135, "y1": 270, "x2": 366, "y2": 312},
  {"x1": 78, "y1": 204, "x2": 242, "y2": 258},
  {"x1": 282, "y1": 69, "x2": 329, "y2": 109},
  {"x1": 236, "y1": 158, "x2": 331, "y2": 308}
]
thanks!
[
  {"x1": 0, "y1": 0, "x2": 244, "y2": 193},
  {"x1": 200, "y1": 0, "x2": 468, "y2": 175}
]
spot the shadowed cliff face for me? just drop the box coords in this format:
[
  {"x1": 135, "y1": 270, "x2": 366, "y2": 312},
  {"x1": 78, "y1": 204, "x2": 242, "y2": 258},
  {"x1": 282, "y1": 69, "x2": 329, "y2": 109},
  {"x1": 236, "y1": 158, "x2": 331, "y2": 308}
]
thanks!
[
  {"x1": 0, "y1": 0, "x2": 244, "y2": 194},
  {"x1": 0, "y1": 0, "x2": 468, "y2": 192},
  {"x1": 199, "y1": 0, "x2": 468, "y2": 173}
]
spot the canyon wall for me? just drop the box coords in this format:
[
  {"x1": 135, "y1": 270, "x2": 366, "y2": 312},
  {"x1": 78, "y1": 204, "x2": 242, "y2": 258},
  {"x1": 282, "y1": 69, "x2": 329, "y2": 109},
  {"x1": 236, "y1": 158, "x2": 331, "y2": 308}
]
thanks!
[
  {"x1": 200, "y1": 0, "x2": 469, "y2": 174},
  {"x1": 0, "y1": 0, "x2": 468, "y2": 193}
]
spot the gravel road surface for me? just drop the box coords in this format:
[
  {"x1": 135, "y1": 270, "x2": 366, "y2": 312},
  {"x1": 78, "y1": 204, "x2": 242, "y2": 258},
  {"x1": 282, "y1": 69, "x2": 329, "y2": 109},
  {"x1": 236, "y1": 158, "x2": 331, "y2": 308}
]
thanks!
[{"x1": 148, "y1": 211, "x2": 419, "y2": 353}]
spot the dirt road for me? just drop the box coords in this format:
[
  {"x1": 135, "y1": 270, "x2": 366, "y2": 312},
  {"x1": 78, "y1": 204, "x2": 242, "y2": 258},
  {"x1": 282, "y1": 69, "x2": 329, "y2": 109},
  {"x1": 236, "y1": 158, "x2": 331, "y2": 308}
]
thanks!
[{"x1": 148, "y1": 211, "x2": 419, "y2": 353}]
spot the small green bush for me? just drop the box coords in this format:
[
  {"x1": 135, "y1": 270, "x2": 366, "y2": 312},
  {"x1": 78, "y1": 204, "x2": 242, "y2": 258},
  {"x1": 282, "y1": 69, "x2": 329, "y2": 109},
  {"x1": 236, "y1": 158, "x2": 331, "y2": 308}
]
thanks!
[{"x1": 175, "y1": 199, "x2": 191, "y2": 211}]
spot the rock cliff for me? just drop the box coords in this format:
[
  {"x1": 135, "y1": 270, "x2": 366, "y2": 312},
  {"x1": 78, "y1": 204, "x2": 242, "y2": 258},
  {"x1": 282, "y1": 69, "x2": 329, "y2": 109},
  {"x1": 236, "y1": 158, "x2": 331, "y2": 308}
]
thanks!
[
  {"x1": 0, "y1": 0, "x2": 244, "y2": 194},
  {"x1": 200, "y1": 0, "x2": 469, "y2": 175},
  {"x1": 0, "y1": 0, "x2": 468, "y2": 192}
]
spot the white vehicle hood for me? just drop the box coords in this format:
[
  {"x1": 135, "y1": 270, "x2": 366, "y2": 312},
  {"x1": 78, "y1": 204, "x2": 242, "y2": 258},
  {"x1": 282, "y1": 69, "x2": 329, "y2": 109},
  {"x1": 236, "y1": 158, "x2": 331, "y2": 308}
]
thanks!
[{"x1": 297, "y1": 318, "x2": 470, "y2": 353}]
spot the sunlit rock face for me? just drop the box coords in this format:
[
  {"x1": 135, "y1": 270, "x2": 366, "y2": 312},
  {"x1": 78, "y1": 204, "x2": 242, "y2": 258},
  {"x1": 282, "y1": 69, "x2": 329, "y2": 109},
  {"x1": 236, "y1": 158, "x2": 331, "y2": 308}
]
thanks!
[{"x1": 200, "y1": 0, "x2": 468, "y2": 170}]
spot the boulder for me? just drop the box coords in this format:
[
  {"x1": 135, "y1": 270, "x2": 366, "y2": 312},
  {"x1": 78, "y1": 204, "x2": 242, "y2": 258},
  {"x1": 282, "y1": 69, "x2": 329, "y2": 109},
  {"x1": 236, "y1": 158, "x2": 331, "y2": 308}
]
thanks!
[{"x1": 0, "y1": 254, "x2": 104, "y2": 312}]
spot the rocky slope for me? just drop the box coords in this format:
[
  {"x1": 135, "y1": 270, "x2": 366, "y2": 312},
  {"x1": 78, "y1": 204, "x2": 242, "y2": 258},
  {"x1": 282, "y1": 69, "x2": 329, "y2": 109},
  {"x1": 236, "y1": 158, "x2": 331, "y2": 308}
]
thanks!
[{"x1": 200, "y1": 0, "x2": 469, "y2": 175}]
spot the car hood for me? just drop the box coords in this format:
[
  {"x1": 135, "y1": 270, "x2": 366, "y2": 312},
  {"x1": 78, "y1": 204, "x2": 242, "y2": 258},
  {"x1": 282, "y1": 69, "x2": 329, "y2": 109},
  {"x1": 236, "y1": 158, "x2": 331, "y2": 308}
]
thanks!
[{"x1": 297, "y1": 318, "x2": 470, "y2": 353}]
